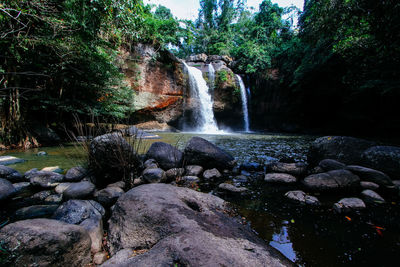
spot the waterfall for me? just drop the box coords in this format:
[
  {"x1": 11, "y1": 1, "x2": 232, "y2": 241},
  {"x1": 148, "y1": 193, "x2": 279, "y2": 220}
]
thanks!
[
  {"x1": 208, "y1": 63, "x2": 215, "y2": 90},
  {"x1": 183, "y1": 62, "x2": 220, "y2": 133},
  {"x1": 236, "y1": 74, "x2": 250, "y2": 132}
]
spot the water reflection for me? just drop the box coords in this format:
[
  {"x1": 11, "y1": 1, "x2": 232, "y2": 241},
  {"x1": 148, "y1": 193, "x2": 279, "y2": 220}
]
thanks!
[{"x1": 269, "y1": 224, "x2": 298, "y2": 263}]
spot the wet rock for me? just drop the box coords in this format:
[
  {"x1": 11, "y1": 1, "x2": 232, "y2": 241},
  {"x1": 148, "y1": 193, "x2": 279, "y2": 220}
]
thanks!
[
  {"x1": 303, "y1": 170, "x2": 360, "y2": 191},
  {"x1": 165, "y1": 168, "x2": 185, "y2": 181},
  {"x1": 218, "y1": 183, "x2": 248, "y2": 194},
  {"x1": 361, "y1": 189, "x2": 386, "y2": 204},
  {"x1": 29, "y1": 171, "x2": 64, "y2": 188},
  {"x1": 63, "y1": 181, "x2": 96, "y2": 200},
  {"x1": 184, "y1": 137, "x2": 235, "y2": 170},
  {"x1": 308, "y1": 136, "x2": 374, "y2": 165},
  {"x1": 106, "y1": 184, "x2": 292, "y2": 266},
  {"x1": 0, "y1": 155, "x2": 25, "y2": 165},
  {"x1": 52, "y1": 199, "x2": 105, "y2": 225},
  {"x1": 13, "y1": 182, "x2": 31, "y2": 195},
  {"x1": 143, "y1": 159, "x2": 158, "y2": 169},
  {"x1": 55, "y1": 182, "x2": 72, "y2": 194},
  {"x1": 65, "y1": 166, "x2": 88, "y2": 182},
  {"x1": 80, "y1": 217, "x2": 103, "y2": 253},
  {"x1": 362, "y1": 146, "x2": 400, "y2": 178},
  {"x1": 37, "y1": 151, "x2": 47, "y2": 156},
  {"x1": 15, "y1": 205, "x2": 59, "y2": 220},
  {"x1": 142, "y1": 168, "x2": 167, "y2": 183},
  {"x1": 203, "y1": 168, "x2": 222, "y2": 180},
  {"x1": 360, "y1": 181, "x2": 379, "y2": 191},
  {"x1": 266, "y1": 162, "x2": 307, "y2": 176},
  {"x1": 0, "y1": 165, "x2": 23, "y2": 182},
  {"x1": 41, "y1": 166, "x2": 63, "y2": 174},
  {"x1": 346, "y1": 165, "x2": 392, "y2": 186},
  {"x1": 333, "y1": 198, "x2": 366, "y2": 213},
  {"x1": 318, "y1": 159, "x2": 346, "y2": 171},
  {"x1": 185, "y1": 165, "x2": 204, "y2": 176},
  {"x1": 94, "y1": 252, "x2": 108, "y2": 265},
  {"x1": 0, "y1": 219, "x2": 91, "y2": 266},
  {"x1": 45, "y1": 194, "x2": 63, "y2": 204},
  {"x1": 94, "y1": 186, "x2": 124, "y2": 207},
  {"x1": 265, "y1": 173, "x2": 297, "y2": 184},
  {"x1": 146, "y1": 142, "x2": 183, "y2": 170},
  {"x1": 107, "y1": 181, "x2": 125, "y2": 189},
  {"x1": 89, "y1": 133, "x2": 141, "y2": 187},
  {"x1": 285, "y1": 191, "x2": 320, "y2": 206},
  {"x1": 0, "y1": 178, "x2": 15, "y2": 200},
  {"x1": 240, "y1": 162, "x2": 263, "y2": 172}
]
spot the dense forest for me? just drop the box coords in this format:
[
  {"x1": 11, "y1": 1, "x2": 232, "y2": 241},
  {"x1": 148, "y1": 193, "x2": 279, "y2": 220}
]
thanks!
[{"x1": 1, "y1": 0, "x2": 399, "y2": 148}]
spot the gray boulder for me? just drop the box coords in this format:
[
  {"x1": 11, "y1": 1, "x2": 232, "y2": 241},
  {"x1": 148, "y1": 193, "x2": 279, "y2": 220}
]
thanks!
[
  {"x1": 185, "y1": 165, "x2": 204, "y2": 176},
  {"x1": 0, "y1": 219, "x2": 91, "y2": 266},
  {"x1": 142, "y1": 168, "x2": 166, "y2": 183},
  {"x1": 346, "y1": 165, "x2": 392, "y2": 186},
  {"x1": 145, "y1": 142, "x2": 183, "y2": 170},
  {"x1": 308, "y1": 136, "x2": 374, "y2": 165},
  {"x1": 15, "y1": 205, "x2": 59, "y2": 220},
  {"x1": 285, "y1": 191, "x2": 320, "y2": 206},
  {"x1": 362, "y1": 146, "x2": 400, "y2": 178},
  {"x1": 55, "y1": 182, "x2": 73, "y2": 194},
  {"x1": 89, "y1": 133, "x2": 141, "y2": 187},
  {"x1": 360, "y1": 181, "x2": 379, "y2": 191},
  {"x1": 318, "y1": 159, "x2": 346, "y2": 171},
  {"x1": 218, "y1": 183, "x2": 248, "y2": 194},
  {"x1": 65, "y1": 166, "x2": 88, "y2": 182},
  {"x1": 94, "y1": 186, "x2": 124, "y2": 207},
  {"x1": 41, "y1": 166, "x2": 63, "y2": 173},
  {"x1": 265, "y1": 173, "x2": 297, "y2": 184},
  {"x1": 203, "y1": 168, "x2": 222, "y2": 180},
  {"x1": 105, "y1": 184, "x2": 292, "y2": 266},
  {"x1": 266, "y1": 162, "x2": 307, "y2": 176},
  {"x1": 186, "y1": 53, "x2": 208, "y2": 62},
  {"x1": 0, "y1": 155, "x2": 25, "y2": 165},
  {"x1": 143, "y1": 159, "x2": 158, "y2": 169},
  {"x1": 13, "y1": 182, "x2": 31, "y2": 195},
  {"x1": 80, "y1": 217, "x2": 104, "y2": 254},
  {"x1": 24, "y1": 168, "x2": 38, "y2": 177},
  {"x1": 52, "y1": 199, "x2": 105, "y2": 225},
  {"x1": 184, "y1": 137, "x2": 235, "y2": 170},
  {"x1": 303, "y1": 170, "x2": 360, "y2": 191},
  {"x1": 30, "y1": 190, "x2": 52, "y2": 203},
  {"x1": 29, "y1": 171, "x2": 64, "y2": 188},
  {"x1": 0, "y1": 178, "x2": 15, "y2": 200},
  {"x1": 333, "y1": 198, "x2": 366, "y2": 213},
  {"x1": 62, "y1": 181, "x2": 96, "y2": 200},
  {"x1": 0, "y1": 165, "x2": 23, "y2": 182},
  {"x1": 181, "y1": 176, "x2": 200, "y2": 183},
  {"x1": 361, "y1": 189, "x2": 386, "y2": 204}
]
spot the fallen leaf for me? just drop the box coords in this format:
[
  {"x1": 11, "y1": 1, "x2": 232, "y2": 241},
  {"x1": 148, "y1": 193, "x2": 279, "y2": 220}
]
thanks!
[{"x1": 345, "y1": 216, "x2": 352, "y2": 221}]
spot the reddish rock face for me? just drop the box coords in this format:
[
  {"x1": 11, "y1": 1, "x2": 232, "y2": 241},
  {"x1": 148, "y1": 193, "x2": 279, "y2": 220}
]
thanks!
[{"x1": 118, "y1": 44, "x2": 186, "y2": 125}]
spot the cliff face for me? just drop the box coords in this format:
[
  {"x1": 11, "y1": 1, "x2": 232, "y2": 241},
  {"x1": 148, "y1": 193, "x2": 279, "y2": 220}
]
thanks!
[{"x1": 118, "y1": 44, "x2": 186, "y2": 127}]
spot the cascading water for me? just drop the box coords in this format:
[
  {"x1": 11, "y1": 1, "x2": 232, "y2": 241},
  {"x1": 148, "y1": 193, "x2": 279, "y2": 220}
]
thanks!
[
  {"x1": 236, "y1": 74, "x2": 250, "y2": 132},
  {"x1": 208, "y1": 63, "x2": 216, "y2": 90},
  {"x1": 183, "y1": 62, "x2": 220, "y2": 133}
]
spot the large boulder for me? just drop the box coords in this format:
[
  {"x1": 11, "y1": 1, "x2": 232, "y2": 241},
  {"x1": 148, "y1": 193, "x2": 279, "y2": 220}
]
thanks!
[
  {"x1": 15, "y1": 205, "x2": 59, "y2": 220},
  {"x1": 28, "y1": 171, "x2": 64, "y2": 188},
  {"x1": 318, "y1": 159, "x2": 346, "y2": 171},
  {"x1": 308, "y1": 136, "x2": 374, "y2": 166},
  {"x1": 52, "y1": 199, "x2": 105, "y2": 225},
  {"x1": 362, "y1": 146, "x2": 400, "y2": 178},
  {"x1": 303, "y1": 170, "x2": 360, "y2": 191},
  {"x1": 0, "y1": 178, "x2": 15, "y2": 201},
  {"x1": 0, "y1": 218, "x2": 91, "y2": 266},
  {"x1": 0, "y1": 165, "x2": 23, "y2": 182},
  {"x1": 333, "y1": 198, "x2": 366, "y2": 213},
  {"x1": 142, "y1": 168, "x2": 167, "y2": 183},
  {"x1": 94, "y1": 186, "x2": 125, "y2": 207},
  {"x1": 184, "y1": 137, "x2": 235, "y2": 170},
  {"x1": 145, "y1": 142, "x2": 183, "y2": 170},
  {"x1": 265, "y1": 162, "x2": 307, "y2": 176},
  {"x1": 105, "y1": 184, "x2": 292, "y2": 266},
  {"x1": 65, "y1": 166, "x2": 88, "y2": 182},
  {"x1": 284, "y1": 191, "x2": 320, "y2": 206},
  {"x1": 62, "y1": 181, "x2": 96, "y2": 200},
  {"x1": 0, "y1": 155, "x2": 25, "y2": 165},
  {"x1": 265, "y1": 173, "x2": 297, "y2": 184},
  {"x1": 89, "y1": 133, "x2": 142, "y2": 187},
  {"x1": 346, "y1": 165, "x2": 392, "y2": 186}
]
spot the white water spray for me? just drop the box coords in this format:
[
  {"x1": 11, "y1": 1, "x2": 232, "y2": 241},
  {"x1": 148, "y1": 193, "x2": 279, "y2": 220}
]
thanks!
[
  {"x1": 184, "y1": 62, "x2": 220, "y2": 133},
  {"x1": 208, "y1": 63, "x2": 216, "y2": 90},
  {"x1": 236, "y1": 74, "x2": 250, "y2": 132}
]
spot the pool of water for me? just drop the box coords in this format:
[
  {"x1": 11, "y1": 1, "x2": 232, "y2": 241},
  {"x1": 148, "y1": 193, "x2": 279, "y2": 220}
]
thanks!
[
  {"x1": 2, "y1": 131, "x2": 399, "y2": 266},
  {"x1": 0, "y1": 132, "x2": 314, "y2": 173}
]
